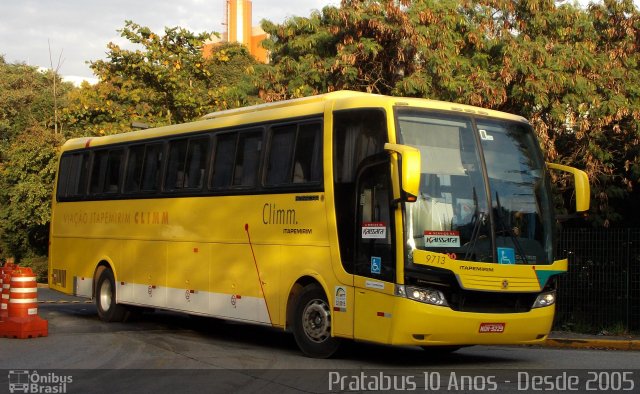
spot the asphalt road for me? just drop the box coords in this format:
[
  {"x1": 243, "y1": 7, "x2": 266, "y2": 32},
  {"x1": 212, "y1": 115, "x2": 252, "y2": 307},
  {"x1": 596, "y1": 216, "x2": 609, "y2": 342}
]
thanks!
[{"x1": 0, "y1": 288, "x2": 638, "y2": 393}]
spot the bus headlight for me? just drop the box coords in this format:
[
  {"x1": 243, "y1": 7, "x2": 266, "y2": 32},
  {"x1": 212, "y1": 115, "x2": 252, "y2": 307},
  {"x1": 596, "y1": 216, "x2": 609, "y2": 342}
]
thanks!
[
  {"x1": 532, "y1": 290, "x2": 556, "y2": 308},
  {"x1": 396, "y1": 285, "x2": 449, "y2": 306}
]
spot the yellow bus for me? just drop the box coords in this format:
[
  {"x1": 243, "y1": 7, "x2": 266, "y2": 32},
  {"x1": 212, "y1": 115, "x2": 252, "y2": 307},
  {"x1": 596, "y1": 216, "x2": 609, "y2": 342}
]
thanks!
[{"x1": 49, "y1": 91, "x2": 589, "y2": 357}]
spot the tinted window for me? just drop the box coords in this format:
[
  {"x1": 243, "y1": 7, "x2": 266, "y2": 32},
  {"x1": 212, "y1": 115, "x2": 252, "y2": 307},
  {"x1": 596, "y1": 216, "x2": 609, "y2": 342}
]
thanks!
[
  {"x1": 57, "y1": 155, "x2": 72, "y2": 197},
  {"x1": 233, "y1": 132, "x2": 262, "y2": 187},
  {"x1": 74, "y1": 153, "x2": 91, "y2": 196},
  {"x1": 57, "y1": 153, "x2": 90, "y2": 199},
  {"x1": 210, "y1": 134, "x2": 236, "y2": 189},
  {"x1": 141, "y1": 143, "x2": 164, "y2": 191},
  {"x1": 334, "y1": 110, "x2": 387, "y2": 184},
  {"x1": 105, "y1": 150, "x2": 123, "y2": 193},
  {"x1": 293, "y1": 123, "x2": 322, "y2": 183},
  {"x1": 265, "y1": 122, "x2": 322, "y2": 186},
  {"x1": 266, "y1": 125, "x2": 295, "y2": 185},
  {"x1": 89, "y1": 149, "x2": 123, "y2": 194},
  {"x1": 124, "y1": 145, "x2": 145, "y2": 192},
  {"x1": 89, "y1": 150, "x2": 108, "y2": 194},
  {"x1": 184, "y1": 137, "x2": 209, "y2": 189},
  {"x1": 165, "y1": 139, "x2": 188, "y2": 190}
]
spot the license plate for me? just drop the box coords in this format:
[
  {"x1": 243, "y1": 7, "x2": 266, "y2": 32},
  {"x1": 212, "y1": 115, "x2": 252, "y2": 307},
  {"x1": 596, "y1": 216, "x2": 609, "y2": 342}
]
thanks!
[{"x1": 479, "y1": 322, "x2": 505, "y2": 333}]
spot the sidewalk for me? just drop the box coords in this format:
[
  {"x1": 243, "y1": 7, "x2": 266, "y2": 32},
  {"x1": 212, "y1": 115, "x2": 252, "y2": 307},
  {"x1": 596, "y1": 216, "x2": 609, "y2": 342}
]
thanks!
[{"x1": 545, "y1": 331, "x2": 640, "y2": 351}]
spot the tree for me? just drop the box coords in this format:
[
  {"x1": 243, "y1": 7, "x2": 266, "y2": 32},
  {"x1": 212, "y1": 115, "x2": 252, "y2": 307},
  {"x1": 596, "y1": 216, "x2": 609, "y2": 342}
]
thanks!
[
  {"x1": 492, "y1": 0, "x2": 640, "y2": 226},
  {"x1": 0, "y1": 126, "x2": 63, "y2": 259},
  {"x1": 0, "y1": 56, "x2": 71, "y2": 146},
  {"x1": 0, "y1": 57, "x2": 71, "y2": 259},
  {"x1": 63, "y1": 21, "x2": 261, "y2": 137}
]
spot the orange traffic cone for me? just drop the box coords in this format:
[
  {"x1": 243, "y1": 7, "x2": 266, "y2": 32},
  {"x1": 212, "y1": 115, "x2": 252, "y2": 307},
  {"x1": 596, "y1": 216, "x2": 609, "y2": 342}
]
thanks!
[
  {"x1": 0, "y1": 266, "x2": 48, "y2": 339},
  {"x1": 0, "y1": 262, "x2": 16, "y2": 321}
]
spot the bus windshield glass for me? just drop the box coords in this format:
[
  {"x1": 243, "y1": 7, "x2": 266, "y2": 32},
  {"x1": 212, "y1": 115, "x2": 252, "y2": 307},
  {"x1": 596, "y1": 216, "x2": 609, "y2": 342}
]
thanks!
[{"x1": 396, "y1": 108, "x2": 554, "y2": 265}]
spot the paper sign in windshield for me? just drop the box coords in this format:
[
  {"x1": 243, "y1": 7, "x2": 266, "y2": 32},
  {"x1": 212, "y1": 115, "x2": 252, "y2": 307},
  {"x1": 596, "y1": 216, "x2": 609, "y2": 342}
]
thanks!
[
  {"x1": 424, "y1": 230, "x2": 461, "y2": 248},
  {"x1": 362, "y1": 222, "x2": 386, "y2": 239}
]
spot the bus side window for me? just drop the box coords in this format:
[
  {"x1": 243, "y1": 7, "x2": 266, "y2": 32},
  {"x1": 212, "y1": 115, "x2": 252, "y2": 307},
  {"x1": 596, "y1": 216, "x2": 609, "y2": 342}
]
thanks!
[
  {"x1": 185, "y1": 137, "x2": 210, "y2": 189},
  {"x1": 104, "y1": 150, "x2": 124, "y2": 193},
  {"x1": 58, "y1": 153, "x2": 90, "y2": 200},
  {"x1": 265, "y1": 121, "x2": 322, "y2": 186},
  {"x1": 233, "y1": 131, "x2": 262, "y2": 187},
  {"x1": 210, "y1": 133, "x2": 236, "y2": 189},
  {"x1": 266, "y1": 125, "x2": 296, "y2": 185},
  {"x1": 56, "y1": 155, "x2": 73, "y2": 199},
  {"x1": 294, "y1": 122, "x2": 322, "y2": 183},
  {"x1": 165, "y1": 139, "x2": 188, "y2": 190},
  {"x1": 90, "y1": 150, "x2": 108, "y2": 195},
  {"x1": 141, "y1": 143, "x2": 163, "y2": 192},
  {"x1": 124, "y1": 145, "x2": 145, "y2": 193},
  {"x1": 76, "y1": 153, "x2": 91, "y2": 196}
]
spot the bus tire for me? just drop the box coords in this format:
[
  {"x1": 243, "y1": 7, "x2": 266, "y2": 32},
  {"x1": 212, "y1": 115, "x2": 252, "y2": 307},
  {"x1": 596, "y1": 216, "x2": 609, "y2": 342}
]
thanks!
[
  {"x1": 95, "y1": 267, "x2": 127, "y2": 322},
  {"x1": 292, "y1": 284, "x2": 340, "y2": 358}
]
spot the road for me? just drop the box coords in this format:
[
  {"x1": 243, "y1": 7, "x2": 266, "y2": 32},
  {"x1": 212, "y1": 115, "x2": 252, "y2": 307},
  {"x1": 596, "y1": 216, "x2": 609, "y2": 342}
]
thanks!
[{"x1": 0, "y1": 288, "x2": 638, "y2": 393}]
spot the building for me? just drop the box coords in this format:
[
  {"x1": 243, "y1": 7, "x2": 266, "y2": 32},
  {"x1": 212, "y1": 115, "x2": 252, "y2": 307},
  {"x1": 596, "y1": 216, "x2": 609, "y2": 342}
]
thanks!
[{"x1": 203, "y1": 0, "x2": 268, "y2": 63}]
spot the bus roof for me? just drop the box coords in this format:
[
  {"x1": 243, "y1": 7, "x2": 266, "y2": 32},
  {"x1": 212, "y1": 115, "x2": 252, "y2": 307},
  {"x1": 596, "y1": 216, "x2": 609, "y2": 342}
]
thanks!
[{"x1": 59, "y1": 90, "x2": 528, "y2": 152}]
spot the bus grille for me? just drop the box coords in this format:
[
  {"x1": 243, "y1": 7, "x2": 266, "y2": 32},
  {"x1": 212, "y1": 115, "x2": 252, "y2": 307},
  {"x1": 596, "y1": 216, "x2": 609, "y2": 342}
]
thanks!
[{"x1": 448, "y1": 289, "x2": 537, "y2": 313}]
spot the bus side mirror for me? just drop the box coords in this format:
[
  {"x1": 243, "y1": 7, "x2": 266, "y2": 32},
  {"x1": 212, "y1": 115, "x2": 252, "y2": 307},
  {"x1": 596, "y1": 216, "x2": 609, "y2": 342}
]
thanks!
[
  {"x1": 546, "y1": 163, "x2": 590, "y2": 213},
  {"x1": 384, "y1": 143, "x2": 421, "y2": 202}
]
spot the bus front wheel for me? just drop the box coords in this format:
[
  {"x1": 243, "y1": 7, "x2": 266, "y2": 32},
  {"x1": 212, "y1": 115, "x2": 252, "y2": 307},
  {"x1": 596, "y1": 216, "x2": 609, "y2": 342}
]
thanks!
[
  {"x1": 292, "y1": 284, "x2": 340, "y2": 358},
  {"x1": 95, "y1": 267, "x2": 127, "y2": 322}
]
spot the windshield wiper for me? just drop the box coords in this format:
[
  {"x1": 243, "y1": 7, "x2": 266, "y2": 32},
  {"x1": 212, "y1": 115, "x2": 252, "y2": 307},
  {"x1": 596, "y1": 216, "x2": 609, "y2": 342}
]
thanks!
[{"x1": 494, "y1": 192, "x2": 529, "y2": 265}]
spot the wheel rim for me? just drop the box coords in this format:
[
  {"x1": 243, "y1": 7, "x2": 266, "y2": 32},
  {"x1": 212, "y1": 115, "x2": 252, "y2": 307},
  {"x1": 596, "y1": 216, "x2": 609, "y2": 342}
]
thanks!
[
  {"x1": 301, "y1": 298, "x2": 331, "y2": 343},
  {"x1": 99, "y1": 279, "x2": 112, "y2": 312}
]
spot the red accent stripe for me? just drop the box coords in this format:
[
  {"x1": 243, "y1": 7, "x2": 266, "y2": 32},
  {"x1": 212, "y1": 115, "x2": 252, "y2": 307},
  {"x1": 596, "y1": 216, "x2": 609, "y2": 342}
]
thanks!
[{"x1": 377, "y1": 312, "x2": 385, "y2": 317}]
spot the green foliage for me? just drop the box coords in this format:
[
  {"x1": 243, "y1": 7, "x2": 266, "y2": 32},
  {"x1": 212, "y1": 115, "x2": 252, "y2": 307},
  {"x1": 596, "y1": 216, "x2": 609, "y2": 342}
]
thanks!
[
  {"x1": 19, "y1": 255, "x2": 49, "y2": 283},
  {"x1": 63, "y1": 21, "x2": 260, "y2": 137},
  {"x1": 0, "y1": 126, "x2": 63, "y2": 259},
  {"x1": 259, "y1": 0, "x2": 640, "y2": 226},
  {"x1": 0, "y1": 56, "x2": 72, "y2": 146},
  {"x1": 0, "y1": 57, "x2": 70, "y2": 260}
]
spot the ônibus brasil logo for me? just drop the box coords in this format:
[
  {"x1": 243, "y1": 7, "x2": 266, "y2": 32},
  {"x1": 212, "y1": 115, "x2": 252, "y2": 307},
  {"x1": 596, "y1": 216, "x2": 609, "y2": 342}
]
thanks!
[{"x1": 8, "y1": 370, "x2": 73, "y2": 393}]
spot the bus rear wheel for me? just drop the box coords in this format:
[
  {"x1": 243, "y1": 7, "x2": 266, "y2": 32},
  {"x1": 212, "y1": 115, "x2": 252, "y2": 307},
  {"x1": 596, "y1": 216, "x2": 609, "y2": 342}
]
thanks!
[
  {"x1": 292, "y1": 284, "x2": 340, "y2": 358},
  {"x1": 95, "y1": 267, "x2": 127, "y2": 322}
]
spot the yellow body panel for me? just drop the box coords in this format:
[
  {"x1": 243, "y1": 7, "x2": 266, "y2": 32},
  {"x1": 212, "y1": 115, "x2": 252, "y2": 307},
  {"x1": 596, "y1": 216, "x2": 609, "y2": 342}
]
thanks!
[{"x1": 49, "y1": 91, "x2": 574, "y2": 348}]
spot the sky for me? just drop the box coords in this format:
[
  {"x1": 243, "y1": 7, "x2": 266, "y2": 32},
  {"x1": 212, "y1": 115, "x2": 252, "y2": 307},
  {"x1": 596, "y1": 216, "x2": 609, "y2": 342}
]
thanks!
[
  {"x1": 0, "y1": 0, "x2": 338, "y2": 84},
  {"x1": 0, "y1": 1, "x2": 635, "y2": 85}
]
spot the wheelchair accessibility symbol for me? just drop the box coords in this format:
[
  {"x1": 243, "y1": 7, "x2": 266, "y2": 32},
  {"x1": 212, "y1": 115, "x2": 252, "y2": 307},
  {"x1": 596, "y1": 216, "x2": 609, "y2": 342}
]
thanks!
[{"x1": 371, "y1": 256, "x2": 381, "y2": 275}]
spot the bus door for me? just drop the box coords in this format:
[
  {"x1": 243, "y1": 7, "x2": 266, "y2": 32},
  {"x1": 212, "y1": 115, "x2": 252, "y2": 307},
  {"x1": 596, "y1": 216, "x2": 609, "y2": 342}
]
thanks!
[{"x1": 353, "y1": 157, "x2": 397, "y2": 343}]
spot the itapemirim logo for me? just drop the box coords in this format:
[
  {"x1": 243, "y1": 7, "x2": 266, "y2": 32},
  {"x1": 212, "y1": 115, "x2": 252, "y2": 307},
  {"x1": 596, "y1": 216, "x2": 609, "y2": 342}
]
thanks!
[{"x1": 8, "y1": 370, "x2": 73, "y2": 393}]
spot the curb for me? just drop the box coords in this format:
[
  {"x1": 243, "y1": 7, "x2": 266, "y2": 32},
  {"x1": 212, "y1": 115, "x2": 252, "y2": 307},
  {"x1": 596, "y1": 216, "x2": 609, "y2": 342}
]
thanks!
[{"x1": 545, "y1": 338, "x2": 640, "y2": 351}]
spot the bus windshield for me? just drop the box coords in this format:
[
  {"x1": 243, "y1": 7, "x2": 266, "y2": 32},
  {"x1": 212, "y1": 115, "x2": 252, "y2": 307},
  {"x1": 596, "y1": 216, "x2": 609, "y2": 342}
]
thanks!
[{"x1": 396, "y1": 108, "x2": 554, "y2": 265}]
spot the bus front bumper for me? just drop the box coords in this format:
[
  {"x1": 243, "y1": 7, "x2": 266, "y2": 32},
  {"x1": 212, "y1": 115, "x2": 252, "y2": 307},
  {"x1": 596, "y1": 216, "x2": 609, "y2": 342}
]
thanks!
[{"x1": 388, "y1": 297, "x2": 554, "y2": 346}]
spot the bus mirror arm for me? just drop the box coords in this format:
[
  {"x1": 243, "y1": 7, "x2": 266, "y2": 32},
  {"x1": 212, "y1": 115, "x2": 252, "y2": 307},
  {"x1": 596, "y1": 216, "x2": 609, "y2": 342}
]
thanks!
[
  {"x1": 546, "y1": 162, "x2": 591, "y2": 213},
  {"x1": 384, "y1": 143, "x2": 421, "y2": 203}
]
